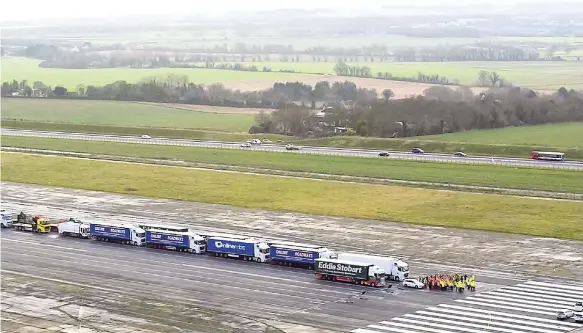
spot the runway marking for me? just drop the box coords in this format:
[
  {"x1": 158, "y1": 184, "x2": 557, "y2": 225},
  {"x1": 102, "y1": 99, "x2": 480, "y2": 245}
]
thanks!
[{"x1": 0, "y1": 238, "x2": 88, "y2": 252}]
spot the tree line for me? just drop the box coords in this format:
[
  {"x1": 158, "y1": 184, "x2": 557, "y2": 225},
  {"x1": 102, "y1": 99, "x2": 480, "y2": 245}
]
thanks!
[{"x1": 2, "y1": 76, "x2": 581, "y2": 139}]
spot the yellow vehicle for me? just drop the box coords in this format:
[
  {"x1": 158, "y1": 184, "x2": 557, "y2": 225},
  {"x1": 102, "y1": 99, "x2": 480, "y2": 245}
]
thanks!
[{"x1": 13, "y1": 212, "x2": 51, "y2": 233}]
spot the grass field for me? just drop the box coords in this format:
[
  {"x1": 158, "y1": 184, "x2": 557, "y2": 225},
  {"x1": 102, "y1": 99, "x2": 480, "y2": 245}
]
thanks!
[
  {"x1": 0, "y1": 58, "x2": 307, "y2": 91},
  {"x1": 3, "y1": 136, "x2": 582, "y2": 193},
  {"x1": 2, "y1": 152, "x2": 582, "y2": 240},
  {"x1": 420, "y1": 122, "x2": 583, "y2": 148},
  {"x1": 1, "y1": 98, "x2": 255, "y2": 132},
  {"x1": 206, "y1": 61, "x2": 583, "y2": 90},
  {"x1": 3, "y1": 57, "x2": 582, "y2": 91}
]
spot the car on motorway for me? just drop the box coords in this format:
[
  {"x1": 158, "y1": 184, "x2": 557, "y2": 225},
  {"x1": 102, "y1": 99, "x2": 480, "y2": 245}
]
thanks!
[
  {"x1": 240, "y1": 143, "x2": 252, "y2": 148},
  {"x1": 402, "y1": 278, "x2": 425, "y2": 289},
  {"x1": 251, "y1": 139, "x2": 261, "y2": 145},
  {"x1": 141, "y1": 135, "x2": 152, "y2": 139},
  {"x1": 262, "y1": 139, "x2": 272, "y2": 143},
  {"x1": 574, "y1": 313, "x2": 583, "y2": 323},
  {"x1": 574, "y1": 302, "x2": 583, "y2": 312},
  {"x1": 378, "y1": 152, "x2": 390, "y2": 157},
  {"x1": 285, "y1": 144, "x2": 300, "y2": 151},
  {"x1": 411, "y1": 148, "x2": 424, "y2": 154},
  {"x1": 557, "y1": 309, "x2": 574, "y2": 320},
  {"x1": 454, "y1": 152, "x2": 467, "y2": 157}
]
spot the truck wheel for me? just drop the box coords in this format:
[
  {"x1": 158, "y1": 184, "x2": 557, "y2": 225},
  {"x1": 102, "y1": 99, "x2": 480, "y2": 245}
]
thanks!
[{"x1": 394, "y1": 277, "x2": 400, "y2": 282}]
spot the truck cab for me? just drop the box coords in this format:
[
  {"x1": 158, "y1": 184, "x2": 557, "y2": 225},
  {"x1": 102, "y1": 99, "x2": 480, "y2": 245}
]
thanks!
[
  {"x1": 58, "y1": 218, "x2": 91, "y2": 238},
  {"x1": 132, "y1": 227, "x2": 146, "y2": 246},
  {"x1": 1, "y1": 210, "x2": 13, "y2": 228},
  {"x1": 256, "y1": 242, "x2": 270, "y2": 263}
]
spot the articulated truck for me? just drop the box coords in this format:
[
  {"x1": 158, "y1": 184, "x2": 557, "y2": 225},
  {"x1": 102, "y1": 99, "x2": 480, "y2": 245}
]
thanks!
[
  {"x1": 90, "y1": 223, "x2": 146, "y2": 246},
  {"x1": 206, "y1": 235, "x2": 270, "y2": 262},
  {"x1": 269, "y1": 242, "x2": 336, "y2": 269},
  {"x1": 314, "y1": 258, "x2": 386, "y2": 287},
  {"x1": 146, "y1": 229, "x2": 206, "y2": 253},
  {"x1": 336, "y1": 253, "x2": 409, "y2": 281}
]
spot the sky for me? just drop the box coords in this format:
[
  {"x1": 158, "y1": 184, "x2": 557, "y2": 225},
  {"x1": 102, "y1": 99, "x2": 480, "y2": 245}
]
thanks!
[{"x1": 0, "y1": 0, "x2": 575, "y2": 22}]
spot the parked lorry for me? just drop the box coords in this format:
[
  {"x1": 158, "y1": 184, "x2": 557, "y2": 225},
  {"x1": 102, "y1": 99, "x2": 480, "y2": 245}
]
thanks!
[
  {"x1": 89, "y1": 223, "x2": 145, "y2": 246},
  {"x1": 270, "y1": 242, "x2": 336, "y2": 269},
  {"x1": 314, "y1": 258, "x2": 386, "y2": 287},
  {"x1": 206, "y1": 235, "x2": 270, "y2": 262},
  {"x1": 58, "y1": 218, "x2": 90, "y2": 238},
  {"x1": 337, "y1": 252, "x2": 409, "y2": 281},
  {"x1": 12, "y1": 212, "x2": 51, "y2": 233},
  {"x1": 1, "y1": 210, "x2": 13, "y2": 228},
  {"x1": 146, "y1": 229, "x2": 206, "y2": 253}
]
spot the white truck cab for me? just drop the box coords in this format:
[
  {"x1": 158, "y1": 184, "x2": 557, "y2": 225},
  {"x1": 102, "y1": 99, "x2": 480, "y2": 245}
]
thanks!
[
  {"x1": 131, "y1": 226, "x2": 146, "y2": 246},
  {"x1": 255, "y1": 240, "x2": 271, "y2": 262},
  {"x1": 1, "y1": 210, "x2": 13, "y2": 228}
]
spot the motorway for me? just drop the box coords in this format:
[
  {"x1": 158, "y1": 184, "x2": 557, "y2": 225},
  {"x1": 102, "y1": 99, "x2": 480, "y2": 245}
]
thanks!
[{"x1": 3, "y1": 128, "x2": 582, "y2": 169}]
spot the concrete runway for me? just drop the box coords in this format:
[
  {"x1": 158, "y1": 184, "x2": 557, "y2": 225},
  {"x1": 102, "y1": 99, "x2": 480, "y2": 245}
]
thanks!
[
  {"x1": 3, "y1": 128, "x2": 581, "y2": 169},
  {"x1": 1, "y1": 230, "x2": 481, "y2": 333}
]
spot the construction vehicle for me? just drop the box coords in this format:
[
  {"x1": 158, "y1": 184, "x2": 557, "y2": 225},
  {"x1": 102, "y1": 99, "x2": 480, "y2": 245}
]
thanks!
[{"x1": 12, "y1": 212, "x2": 51, "y2": 233}]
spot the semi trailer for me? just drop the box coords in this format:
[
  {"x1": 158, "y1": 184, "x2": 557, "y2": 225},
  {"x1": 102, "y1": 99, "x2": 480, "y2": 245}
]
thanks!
[
  {"x1": 89, "y1": 223, "x2": 146, "y2": 246},
  {"x1": 146, "y1": 229, "x2": 206, "y2": 253},
  {"x1": 269, "y1": 243, "x2": 336, "y2": 269},
  {"x1": 206, "y1": 235, "x2": 270, "y2": 262},
  {"x1": 314, "y1": 258, "x2": 386, "y2": 287},
  {"x1": 336, "y1": 253, "x2": 409, "y2": 281}
]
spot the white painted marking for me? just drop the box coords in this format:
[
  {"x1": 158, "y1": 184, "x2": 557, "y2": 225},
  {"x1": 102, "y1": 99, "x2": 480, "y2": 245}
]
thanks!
[
  {"x1": 439, "y1": 304, "x2": 582, "y2": 327},
  {"x1": 386, "y1": 319, "x2": 480, "y2": 333},
  {"x1": 454, "y1": 299, "x2": 555, "y2": 316},
  {"x1": 0, "y1": 238, "x2": 87, "y2": 252},
  {"x1": 420, "y1": 309, "x2": 565, "y2": 333},
  {"x1": 515, "y1": 284, "x2": 583, "y2": 298},
  {"x1": 484, "y1": 290, "x2": 577, "y2": 306},
  {"x1": 373, "y1": 322, "x2": 451, "y2": 333},
  {"x1": 464, "y1": 296, "x2": 561, "y2": 312},
  {"x1": 352, "y1": 329, "x2": 387, "y2": 333},
  {"x1": 499, "y1": 287, "x2": 583, "y2": 303},
  {"x1": 473, "y1": 294, "x2": 565, "y2": 310},
  {"x1": 525, "y1": 281, "x2": 583, "y2": 292}
]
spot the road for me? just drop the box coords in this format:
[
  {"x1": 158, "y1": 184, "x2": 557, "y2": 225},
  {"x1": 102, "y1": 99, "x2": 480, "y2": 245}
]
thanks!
[{"x1": 3, "y1": 128, "x2": 582, "y2": 169}]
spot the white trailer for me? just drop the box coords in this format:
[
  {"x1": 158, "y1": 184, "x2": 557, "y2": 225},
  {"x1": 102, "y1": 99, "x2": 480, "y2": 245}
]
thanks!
[
  {"x1": 58, "y1": 219, "x2": 90, "y2": 238},
  {"x1": 336, "y1": 253, "x2": 409, "y2": 281}
]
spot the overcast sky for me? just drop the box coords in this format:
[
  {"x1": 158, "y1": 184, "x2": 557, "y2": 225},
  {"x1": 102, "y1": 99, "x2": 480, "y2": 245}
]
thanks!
[{"x1": 0, "y1": 0, "x2": 572, "y2": 22}]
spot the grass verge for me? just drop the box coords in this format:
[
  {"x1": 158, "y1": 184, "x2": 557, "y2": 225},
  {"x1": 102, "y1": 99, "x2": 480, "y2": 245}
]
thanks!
[
  {"x1": 4, "y1": 120, "x2": 582, "y2": 160},
  {"x1": 2, "y1": 152, "x2": 583, "y2": 240},
  {"x1": 3, "y1": 136, "x2": 583, "y2": 193}
]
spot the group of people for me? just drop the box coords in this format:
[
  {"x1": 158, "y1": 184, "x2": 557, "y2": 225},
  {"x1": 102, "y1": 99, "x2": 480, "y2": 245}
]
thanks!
[{"x1": 417, "y1": 273, "x2": 476, "y2": 292}]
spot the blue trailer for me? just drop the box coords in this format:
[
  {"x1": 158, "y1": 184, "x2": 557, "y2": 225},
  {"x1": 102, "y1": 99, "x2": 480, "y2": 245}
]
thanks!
[
  {"x1": 270, "y1": 243, "x2": 336, "y2": 269},
  {"x1": 145, "y1": 229, "x2": 206, "y2": 253},
  {"x1": 206, "y1": 235, "x2": 270, "y2": 262},
  {"x1": 90, "y1": 223, "x2": 145, "y2": 246}
]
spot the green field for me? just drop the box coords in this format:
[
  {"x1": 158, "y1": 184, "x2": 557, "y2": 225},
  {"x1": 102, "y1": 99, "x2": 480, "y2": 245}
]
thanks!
[
  {"x1": 420, "y1": 122, "x2": 583, "y2": 148},
  {"x1": 3, "y1": 136, "x2": 582, "y2": 194},
  {"x1": 0, "y1": 58, "x2": 306, "y2": 91},
  {"x1": 210, "y1": 61, "x2": 583, "y2": 89},
  {"x1": 3, "y1": 57, "x2": 583, "y2": 91},
  {"x1": 2, "y1": 152, "x2": 582, "y2": 240},
  {"x1": 1, "y1": 98, "x2": 255, "y2": 132}
]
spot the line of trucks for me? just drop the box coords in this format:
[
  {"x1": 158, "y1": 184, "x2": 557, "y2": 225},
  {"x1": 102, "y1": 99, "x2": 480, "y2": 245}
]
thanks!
[{"x1": 1, "y1": 210, "x2": 409, "y2": 287}]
